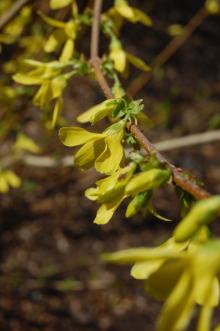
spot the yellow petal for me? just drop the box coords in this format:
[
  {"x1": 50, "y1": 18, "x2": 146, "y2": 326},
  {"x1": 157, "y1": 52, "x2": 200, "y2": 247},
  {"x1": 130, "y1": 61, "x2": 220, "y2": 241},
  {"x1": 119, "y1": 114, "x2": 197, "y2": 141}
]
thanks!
[
  {"x1": 60, "y1": 38, "x2": 74, "y2": 63},
  {"x1": 50, "y1": 0, "x2": 73, "y2": 10},
  {"x1": 115, "y1": 0, "x2": 134, "y2": 19},
  {"x1": 126, "y1": 53, "x2": 150, "y2": 71},
  {"x1": 115, "y1": 0, "x2": 152, "y2": 26},
  {"x1": 0, "y1": 175, "x2": 9, "y2": 193},
  {"x1": 77, "y1": 100, "x2": 116, "y2": 124},
  {"x1": 125, "y1": 169, "x2": 171, "y2": 196},
  {"x1": 194, "y1": 276, "x2": 219, "y2": 307},
  {"x1": 13, "y1": 72, "x2": 42, "y2": 85},
  {"x1": 45, "y1": 34, "x2": 59, "y2": 53},
  {"x1": 158, "y1": 271, "x2": 194, "y2": 331},
  {"x1": 174, "y1": 196, "x2": 220, "y2": 242},
  {"x1": 38, "y1": 12, "x2": 65, "y2": 28},
  {"x1": 85, "y1": 187, "x2": 99, "y2": 201},
  {"x1": 95, "y1": 129, "x2": 124, "y2": 174},
  {"x1": 33, "y1": 81, "x2": 53, "y2": 107},
  {"x1": 206, "y1": 0, "x2": 220, "y2": 14},
  {"x1": 94, "y1": 198, "x2": 123, "y2": 225},
  {"x1": 75, "y1": 138, "x2": 105, "y2": 170},
  {"x1": 146, "y1": 260, "x2": 184, "y2": 300},
  {"x1": 197, "y1": 305, "x2": 213, "y2": 331},
  {"x1": 110, "y1": 47, "x2": 127, "y2": 73},
  {"x1": 51, "y1": 76, "x2": 66, "y2": 99},
  {"x1": 59, "y1": 127, "x2": 104, "y2": 147},
  {"x1": 14, "y1": 134, "x2": 41, "y2": 154},
  {"x1": 72, "y1": 0, "x2": 78, "y2": 17},
  {"x1": 128, "y1": 8, "x2": 152, "y2": 26},
  {"x1": 131, "y1": 260, "x2": 163, "y2": 280},
  {"x1": 64, "y1": 20, "x2": 76, "y2": 39},
  {"x1": 4, "y1": 171, "x2": 21, "y2": 188},
  {"x1": 51, "y1": 97, "x2": 63, "y2": 128}
]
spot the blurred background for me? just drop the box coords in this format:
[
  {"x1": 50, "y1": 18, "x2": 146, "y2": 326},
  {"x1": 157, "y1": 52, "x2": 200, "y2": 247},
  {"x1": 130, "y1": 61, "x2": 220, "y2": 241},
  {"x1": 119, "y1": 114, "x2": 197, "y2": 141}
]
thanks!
[{"x1": 0, "y1": 0, "x2": 220, "y2": 330}]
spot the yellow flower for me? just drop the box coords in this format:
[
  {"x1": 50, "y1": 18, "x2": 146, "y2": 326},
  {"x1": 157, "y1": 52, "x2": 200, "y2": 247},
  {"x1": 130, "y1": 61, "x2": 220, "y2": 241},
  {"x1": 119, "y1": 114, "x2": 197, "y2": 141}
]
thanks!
[
  {"x1": 104, "y1": 234, "x2": 220, "y2": 331},
  {"x1": 86, "y1": 166, "x2": 171, "y2": 224},
  {"x1": 13, "y1": 60, "x2": 67, "y2": 127},
  {"x1": 14, "y1": 134, "x2": 41, "y2": 154},
  {"x1": 109, "y1": 39, "x2": 150, "y2": 73},
  {"x1": 59, "y1": 121, "x2": 125, "y2": 175},
  {"x1": 77, "y1": 99, "x2": 119, "y2": 125},
  {"x1": 39, "y1": 9, "x2": 78, "y2": 63},
  {"x1": 114, "y1": 0, "x2": 152, "y2": 26},
  {"x1": 85, "y1": 163, "x2": 136, "y2": 224},
  {"x1": 205, "y1": 0, "x2": 220, "y2": 14},
  {"x1": 0, "y1": 170, "x2": 21, "y2": 193},
  {"x1": 50, "y1": 0, "x2": 74, "y2": 10}
]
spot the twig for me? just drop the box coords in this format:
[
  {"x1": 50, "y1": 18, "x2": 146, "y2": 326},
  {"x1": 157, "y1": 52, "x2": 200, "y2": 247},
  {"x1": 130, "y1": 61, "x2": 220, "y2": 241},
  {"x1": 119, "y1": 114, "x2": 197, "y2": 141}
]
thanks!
[
  {"x1": 0, "y1": 0, "x2": 29, "y2": 31},
  {"x1": 90, "y1": 0, "x2": 102, "y2": 59},
  {"x1": 89, "y1": 0, "x2": 210, "y2": 200},
  {"x1": 127, "y1": 6, "x2": 208, "y2": 96},
  {"x1": 155, "y1": 130, "x2": 220, "y2": 152}
]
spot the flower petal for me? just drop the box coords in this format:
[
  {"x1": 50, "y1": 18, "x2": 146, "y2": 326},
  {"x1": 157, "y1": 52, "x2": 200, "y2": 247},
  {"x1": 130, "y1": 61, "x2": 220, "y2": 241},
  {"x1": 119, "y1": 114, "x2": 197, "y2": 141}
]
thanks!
[
  {"x1": 94, "y1": 198, "x2": 123, "y2": 225},
  {"x1": 95, "y1": 129, "x2": 124, "y2": 174},
  {"x1": 131, "y1": 260, "x2": 164, "y2": 280},
  {"x1": 59, "y1": 127, "x2": 103, "y2": 147},
  {"x1": 75, "y1": 138, "x2": 105, "y2": 170},
  {"x1": 77, "y1": 100, "x2": 116, "y2": 124}
]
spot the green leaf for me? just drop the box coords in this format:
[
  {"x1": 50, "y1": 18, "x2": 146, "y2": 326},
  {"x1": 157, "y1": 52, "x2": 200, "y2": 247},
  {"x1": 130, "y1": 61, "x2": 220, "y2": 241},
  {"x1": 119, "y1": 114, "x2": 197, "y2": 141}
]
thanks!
[{"x1": 125, "y1": 191, "x2": 151, "y2": 217}]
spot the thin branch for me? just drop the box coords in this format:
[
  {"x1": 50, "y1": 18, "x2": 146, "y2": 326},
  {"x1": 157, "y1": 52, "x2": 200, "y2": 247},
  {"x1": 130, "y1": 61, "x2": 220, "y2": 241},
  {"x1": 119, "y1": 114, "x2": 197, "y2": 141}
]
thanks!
[
  {"x1": 90, "y1": 0, "x2": 103, "y2": 59},
  {"x1": 0, "y1": 0, "x2": 29, "y2": 31},
  {"x1": 89, "y1": 0, "x2": 210, "y2": 200},
  {"x1": 127, "y1": 6, "x2": 208, "y2": 96},
  {"x1": 155, "y1": 130, "x2": 220, "y2": 152},
  {"x1": 2, "y1": 129, "x2": 220, "y2": 169}
]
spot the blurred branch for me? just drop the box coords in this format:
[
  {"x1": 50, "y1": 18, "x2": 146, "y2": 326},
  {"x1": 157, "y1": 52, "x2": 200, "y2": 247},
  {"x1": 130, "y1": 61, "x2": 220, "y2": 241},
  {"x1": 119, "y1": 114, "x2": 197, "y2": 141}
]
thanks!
[
  {"x1": 127, "y1": 6, "x2": 208, "y2": 96},
  {"x1": 155, "y1": 129, "x2": 220, "y2": 152},
  {"x1": 1, "y1": 129, "x2": 220, "y2": 171},
  {"x1": 0, "y1": 0, "x2": 29, "y2": 31}
]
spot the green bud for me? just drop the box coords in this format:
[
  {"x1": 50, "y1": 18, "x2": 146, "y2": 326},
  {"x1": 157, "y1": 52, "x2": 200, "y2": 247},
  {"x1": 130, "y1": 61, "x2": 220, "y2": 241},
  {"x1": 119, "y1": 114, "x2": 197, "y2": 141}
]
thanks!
[{"x1": 126, "y1": 191, "x2": 151, "y2": 217}]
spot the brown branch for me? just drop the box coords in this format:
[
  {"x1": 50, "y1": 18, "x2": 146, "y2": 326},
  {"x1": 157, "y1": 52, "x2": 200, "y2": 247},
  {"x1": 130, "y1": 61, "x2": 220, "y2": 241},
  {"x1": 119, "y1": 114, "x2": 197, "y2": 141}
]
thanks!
[
  {"x1": 127, "y1": 6, "x2": 208, "y2": 96},
  {"x1": 0, "y1": 0, "x2": 29, "y2": 31},
  {"x1": 90, "y1": 0, "x2": 103, "y2": 59},
  {"x1": 90, "y1": 0, "x2": 210, "y2": 200}
]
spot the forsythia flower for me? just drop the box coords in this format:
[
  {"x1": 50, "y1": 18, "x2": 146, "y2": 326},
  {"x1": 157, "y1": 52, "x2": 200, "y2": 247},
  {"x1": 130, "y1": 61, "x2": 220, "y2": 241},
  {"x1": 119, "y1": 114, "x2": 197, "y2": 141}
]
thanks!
[
  {"x1": 0, "y1": 170, "x2": 21, "y2": 193},
  {"x1": 109, "y1": 39, "x2": 150, "y2": 73},
  {"x1": 85, "y1": 163, "x2": 136, "y2": 224},
  {"x1": 59, "y1": 121, "x2": 125, "y2": 175},
  {"x1": 104, "y1": 233, "x2": 220, "y2": 331},
  {"x1": 13, "y1": 60, "x2": 67, "y2": 127},
  {"x1": 114, "y1": 0, "x2": 152, "y2": 26},
  {"x1": 0, "y1": 6, "x2": 31, "y2": 45},
  {"x1": 86, "y1": 166, "x2": 171, "y2": 224},
  {"x1": 14, "y1": 134, "x2": 41, "y2": 154},
  {"x1": 77, "y1": 99, "x2": 120, "y2": 124},
  {"x1": 39, "y1": 7, "x2": 78, "y2": 63}
]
